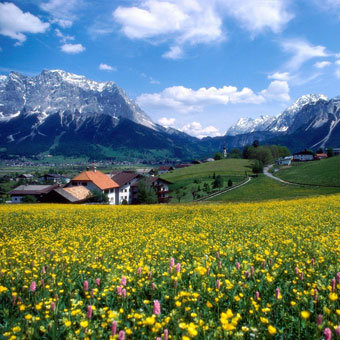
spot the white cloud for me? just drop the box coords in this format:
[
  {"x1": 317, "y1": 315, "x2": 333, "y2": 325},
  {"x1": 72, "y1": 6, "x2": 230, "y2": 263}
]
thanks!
[
  {"x1": 163, "y1": 46, "x2": 183, "y2": 59},
  {"x1": 114, "y1": 0, "x2": 223, "y2": 59},
  {"x1": 261, "y1": 80, "x2": 290, "y2": 102},
  {"x1": 220, "y1": 0, "x2": 293, "y2": 34},
  {"x1": 40, "y1": 0, "x2": 81, "y2": 28},
  {"x1": 99, "y1": 63, "x2": 116, "y2": 71},
  {"x1": 137, "y1": 80, "x2": 290, "y2": 117},
  {"x1": 158, "y1": 117, "x2": 176, "y2": 127},
  {"x1": 281, "y1": 39, "x2": 329, "y2": 70},
  {"x1": 137, "y1": 85, "x2": 266, "y2": 114},
  {"x1": 55, "y1": 28, "x2": 74, "y2": 43},
  {"x1": 61, "y1": 43, "x2": 85, "y2": 54},
  {"x1": 0, "y1": 2, "x2": 49, "y2": 44},
  {"x1": 314, "y1": 61, "x2": 331, "y2": 68},
  {"x1": 180, "y1": 121, "x2": 222, "y2": 139},
  {"x1": 113, "y1": 0, "x2": 293, "y2": 58},
  {"x1": 268, "y1": 72, "x2": 290, "y2": 81}
]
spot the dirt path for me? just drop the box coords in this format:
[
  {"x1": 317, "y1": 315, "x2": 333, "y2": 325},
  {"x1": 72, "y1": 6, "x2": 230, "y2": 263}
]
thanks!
[{"x1": 195, "y1": 177, "x2": 252, "y2": 202}]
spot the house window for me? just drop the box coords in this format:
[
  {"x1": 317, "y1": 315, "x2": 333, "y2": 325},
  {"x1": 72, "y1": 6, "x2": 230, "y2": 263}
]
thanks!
[
  {"x1": 124, "y1": 189, "x2": 127, "y2": 192},
  {"x1": 82, "y1": 182, "x2": 87, "y2": 186}
]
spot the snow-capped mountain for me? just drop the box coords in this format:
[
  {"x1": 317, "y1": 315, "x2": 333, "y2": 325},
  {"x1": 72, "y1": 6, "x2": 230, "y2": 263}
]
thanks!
[
  {"x1": 0, "y1": 70, "x2": 155, "y2": 129},
  {"x1": 0, "y1": 69, "x2": 210, "y2": 160},
  {"x1": 227, "y1": 115, "x2": 276, "y2": 136},
  {"x1": 224, "y1": 93, "x2": 340, "y2": 151},
  {"x1": 227, "y1": 94, "x2": 329, "y2": 136}
]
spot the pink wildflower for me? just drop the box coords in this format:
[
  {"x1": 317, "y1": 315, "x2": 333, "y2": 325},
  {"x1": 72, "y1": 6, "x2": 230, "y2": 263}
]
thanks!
[
  {"x1": 317, "y1": 314, "x2": 323, "y2": 325},
  {"x1": 332, "y1": 278, "x2": 336, "y2": 292},
  {"x1": 118, "y1": 330, "x2": 125, "y2": 340},
  {"x1": 122, "y1": 289, "x2": 126, "y2": 298},
  {"x1": 216, "y1": 279, "x2": 221, "y2": 290},
  {"x1": 236, "y1": 262, "x2": 240, "y2": 270},
  {"x1": 87, "y1": 305, "x2": 92, "y2": 319},
  {"x1": 117, "y1": 286, "x2": 122, "y2": 296},
  {"x1": 96, "y1": 278, "x2": 100, "y2": 286},
  {"x1": 153, "y1": 300, "x2": 161, "y2": 315},
  {"x1": 275, "y1": 288, "x2": 280, "y2": 300},
  {"x1": 83, "y1": 280, "x2": 89, "y2": 291},
  {"x1": 51, "y1": 302, "x2": 55, "y2": 312},
  {"x1": 176, "y1": 263, "x2": 181, "y2": 273},
  {"x1": 30, "y1": 281, "x2": 36, "y2": 292},
  {"x1": 138, "y1": 267, "x2": 142, "y2": 276},
  {"x1": 164, "y1": 329, "x2": 169, "y2": 340},
  {"x1": 324, "y1": 328, "x2": 332, "y2": 340},
  {"x1": 111, "y1": 321, "x2": 117, "y2": 335},
  {"x1": 170, "y1": 257, "x2": 175, "y2": 267},
  {"x1": 121, "y1": 276, "x2": 126, "y2": 286}
]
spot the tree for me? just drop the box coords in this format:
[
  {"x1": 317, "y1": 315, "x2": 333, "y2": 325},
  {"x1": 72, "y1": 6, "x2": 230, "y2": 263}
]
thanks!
[
  {"x1": 327, "y1": 147, "x2": 334, "y2": 157},
  {"x1": 228, "y1": 179, "x2": 233, "y2": 187},
  {"x1": 137, "y1": 179, "x2": 158, "y2": 204},
  {"x1": 175, "y1": 189, "x2": 186, "y2": 202},
  {"x1": 229, "y1": 148, "x2": 242, "y2": 159},
  {"x1": 242, "y1": 145, "x2": 249, "y2": 159},
  {"x1": 317, "y1": 147, "x2": 324, "y2": 154},
  {"x1": 191, "y1": 185, "x2": 199, "y2": 200},
  {"x1": 253, "y1": 140, "x2": 259, "y2": 148},
  {"x1": 203, "y1": 182, "x2": 211, "y2": 193},
  {"x1": 89, "y1": 189, "x2": 109, "y2": 203},
  {"x1": 252, "y1": 160, "x2": 264, "y2": 174},
  {"x1": 22, "y1": 195, "x2": 37, "y2": 203},
  {"x1": 214, "y1": 152, "x2": 223, "y2": 160},
  {"x1": 213, "y1": 175, "x2": 224, "y2": 189}
]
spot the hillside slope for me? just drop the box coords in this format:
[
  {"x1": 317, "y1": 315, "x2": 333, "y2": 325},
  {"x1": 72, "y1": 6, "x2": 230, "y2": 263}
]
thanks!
[{"x1": 275, "y1": 156, "x2": 340, "y2": 186}]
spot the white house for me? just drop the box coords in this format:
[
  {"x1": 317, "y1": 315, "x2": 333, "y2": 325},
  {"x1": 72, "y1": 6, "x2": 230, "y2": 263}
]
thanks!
[
  {"x1": 275, "y1": 156, "x2": 293, "y2": 166},
  {"x1": 9, "y1": 184, "x2": 58, "y2": 203},
  {"x1": 69, "y1": 167, "x2": 119, "y2": 204},
  {"x1": 293, "y1": 151, "x2": 314, "y2": 161},
  {"x1": 110, "y1": 172, "x2": 142, "y2": 204}
]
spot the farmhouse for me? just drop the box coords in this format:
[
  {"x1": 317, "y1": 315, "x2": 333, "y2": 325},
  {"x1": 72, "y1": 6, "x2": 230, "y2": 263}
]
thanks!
[
  {"x1": 111, "y1": 171, "x2": 142, "y2": 204},
  {"x1": 16, "y1": 174, "x2": 34, "y2": 181},
  {"x1": 315, "y1": 153, "x2": 328, "y2": 160},
  {"x1": 9, "y1": 184, "x2": 59, "y2": 203},
  {"x1": 157, "y1": 165, "x2": 175, "y2": 174},
  {"x1": 275, "y1": 156, "x2": 293, "y2": 166},
  {"x1": 43, "y1": 186, "x2": 91, "y2": 204},
  {"x1": 293, "y1": 150, "x2": 314, "y2": 162},
  {"x1": 69, "y1": 167, "x2": 119, "y2": 204},
  {"x1": 131, "y1": 177, "x2": 172, "y2": 203},
  {"x1": 39, "y1": 173, "x2": 71, "y2": 184}
]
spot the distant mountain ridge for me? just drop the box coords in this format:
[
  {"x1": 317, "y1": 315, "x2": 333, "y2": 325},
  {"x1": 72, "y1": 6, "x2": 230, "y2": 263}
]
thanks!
[
  {"x1": 0, "y1": 69, "x2": 340, "y2": 160},
  {"x1": 227, "y1": 94, "x2": 329, "y2": 136},
  {"x1": 0, "y1": 69, "x2": 212, "y2": 160}
]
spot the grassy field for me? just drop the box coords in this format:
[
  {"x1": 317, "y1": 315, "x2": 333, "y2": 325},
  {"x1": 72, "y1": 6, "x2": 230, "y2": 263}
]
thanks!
[
  {"x1": 1, "y1": 197, "x2": 340, "y2": 339},
  {"x1": 161, "y1": 159, "x2": 253, "y2": 202},
  {"x1": 208, "y1": 174, "x2": 340, "y2": 202},
  {"x1": 275, "y1": 156, "x2": 340, "y2": 186}
]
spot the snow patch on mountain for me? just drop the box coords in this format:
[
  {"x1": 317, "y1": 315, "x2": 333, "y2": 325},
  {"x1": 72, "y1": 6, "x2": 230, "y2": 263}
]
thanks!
[
  {"x1": 227, "y1": 115, "x2": 275, "y2": 136},
  {"x1": 227, "y1": 94, "x2": 329, "y2": 136}
]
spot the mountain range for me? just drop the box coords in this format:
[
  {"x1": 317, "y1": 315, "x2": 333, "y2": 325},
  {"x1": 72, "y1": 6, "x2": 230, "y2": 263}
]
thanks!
[{"x1": 0, "y1": 69, "x2": 339, "y2": 161}]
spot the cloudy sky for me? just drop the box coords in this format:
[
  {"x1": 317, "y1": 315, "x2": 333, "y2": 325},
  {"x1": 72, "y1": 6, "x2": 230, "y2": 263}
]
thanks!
[{"x1": 1, "y1": 0, "x2": 340, "y2": 138}]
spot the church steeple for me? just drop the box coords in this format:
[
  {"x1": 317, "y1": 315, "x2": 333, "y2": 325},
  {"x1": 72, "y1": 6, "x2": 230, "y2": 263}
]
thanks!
[{"x1": 223, "y1": 143, "x2": 227, "y2": 158}]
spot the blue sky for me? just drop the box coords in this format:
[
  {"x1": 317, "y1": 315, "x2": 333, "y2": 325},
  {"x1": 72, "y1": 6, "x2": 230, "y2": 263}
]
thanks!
[{"x1": 1, "y1": 0, "x2": 340, "y2": 138}]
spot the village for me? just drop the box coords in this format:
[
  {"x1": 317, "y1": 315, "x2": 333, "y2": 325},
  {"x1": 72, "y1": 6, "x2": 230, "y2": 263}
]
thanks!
[{"x1": 5, "y1": 145, "x2": 340, "y2": 205}]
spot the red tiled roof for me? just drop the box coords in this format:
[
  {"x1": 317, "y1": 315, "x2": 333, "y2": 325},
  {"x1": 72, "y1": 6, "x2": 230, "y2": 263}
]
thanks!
[{"x1": 71, "y1": 170, "x2": 119, "y2": 190}]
